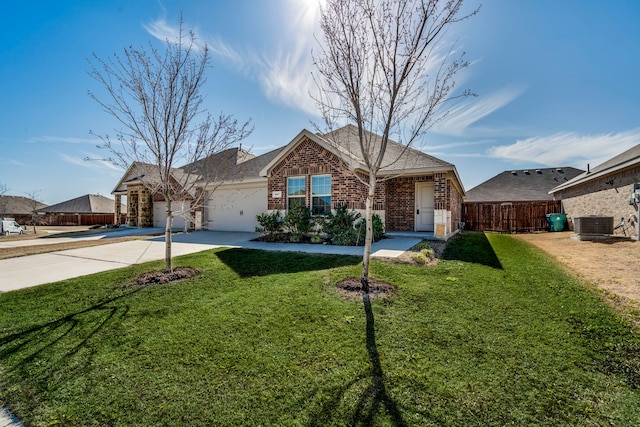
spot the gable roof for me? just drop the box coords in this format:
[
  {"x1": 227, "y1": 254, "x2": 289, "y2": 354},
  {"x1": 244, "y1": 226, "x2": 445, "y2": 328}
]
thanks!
[
  {"x1": 40, "y1": 194, "x2": 115, "y2": 214},
  {"x1": 0, "y1": 195, "x2": 47, "y2": 215},
  {"x1": 112, "y1": 147, "x2": 268, "y2": 194},
  {"x1": 111, "y1": 161, "x2": 196, "y2": 195},
  {"x1": 321, "y1": 124, "x2": 455, "y2": 174},
  {"x1": 466, "y1": 167, "x2": 584, "y2": 202},
  {"x1": 259, "y1": 125, "x2": 462, "y2": 189},
  {"x1": 550, "y1": 144, "x2": 640, "y2": 193},
  {"x1": 187, "y1": 146, "x2": 284, "y2": 185},
  {"x1": 112, "y1": 125, "x2": 464, "y2": 194}
]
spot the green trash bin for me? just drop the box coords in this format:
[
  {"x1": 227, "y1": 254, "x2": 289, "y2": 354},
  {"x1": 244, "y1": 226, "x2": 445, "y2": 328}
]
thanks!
[{"x1": 546, "y1": 213, "x2": 567, "y2": 232}]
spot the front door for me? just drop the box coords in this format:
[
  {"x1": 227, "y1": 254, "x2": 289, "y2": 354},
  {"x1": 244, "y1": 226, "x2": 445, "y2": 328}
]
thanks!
[{"x1": 415, "y1": 182, "x2": 434, "y2": 232}]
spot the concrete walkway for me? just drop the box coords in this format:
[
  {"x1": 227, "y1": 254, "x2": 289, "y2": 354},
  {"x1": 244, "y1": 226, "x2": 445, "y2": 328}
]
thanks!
[{"x1": 0, "y1": 230, "x2": 424, "y2": 293}]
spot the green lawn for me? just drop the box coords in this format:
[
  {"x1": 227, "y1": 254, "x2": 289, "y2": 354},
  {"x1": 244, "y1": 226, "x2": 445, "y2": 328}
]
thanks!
[{"x1": 0, "y1": 233, "x2": 639, "y2": 426}]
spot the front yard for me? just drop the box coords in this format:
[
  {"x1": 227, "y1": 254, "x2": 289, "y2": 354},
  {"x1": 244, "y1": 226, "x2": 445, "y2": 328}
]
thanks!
[{"x1": 0, "y1": 233, "x2": 639, "y2": 426}]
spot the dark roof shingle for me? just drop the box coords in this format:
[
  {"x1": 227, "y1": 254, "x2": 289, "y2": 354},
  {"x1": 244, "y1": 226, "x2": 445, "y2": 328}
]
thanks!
[
  {"x1": 550, "y1": 144, "x2": 640, "y2": 193},
  {"x1": 40, "y1": 194, "x2": 115, "y2": 213},
  {"x1": 466, "y1": 167, "x2": 584, "y2": 202},
  {"x1": 0, "y1": 195, "x2": 47, "y2": 215}
]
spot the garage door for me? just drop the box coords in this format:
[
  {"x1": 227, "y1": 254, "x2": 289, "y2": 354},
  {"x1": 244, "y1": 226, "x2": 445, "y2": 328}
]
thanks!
[
  {"x1": 207, "y1": 184, "x2": 267, "y2": 231},
  {"x1": 153, "y1": 201, "x2": 190, "y2": 230}
]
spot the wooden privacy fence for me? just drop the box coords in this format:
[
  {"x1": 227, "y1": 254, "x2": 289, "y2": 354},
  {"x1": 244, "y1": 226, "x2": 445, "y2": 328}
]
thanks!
[
  {"x1": 462, "y1": 200, "x2": 562, "y2": 233},
  {"x1": 38, "y1": 214, "x2": 127, "y2": 226}
]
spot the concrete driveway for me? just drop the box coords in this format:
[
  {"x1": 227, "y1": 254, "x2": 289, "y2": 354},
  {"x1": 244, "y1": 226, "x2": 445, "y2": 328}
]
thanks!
[{"x1": 0, "y1": 230, "x2": 423, "y2": 293}]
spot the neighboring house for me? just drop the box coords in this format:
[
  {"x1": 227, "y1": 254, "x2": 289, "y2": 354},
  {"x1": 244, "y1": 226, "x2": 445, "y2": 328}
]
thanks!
[
  {"x1": 111, "y1": 125, "x2": 466, "y2": 238},
  {"x1": 463, "y1": 167, "x2": 583, "y2": 232},
  {"x1": 39, "y1": 194, "x2": 118, "y2": 226},
  {"x1": 465, "y1": 167, "x2": 584, "y2": 203},
  {"x1": 112, "y1": 161, "x2": 194, "y2": 229},
  {"x1": 0, "y1": 195, "x2": 47, "y2": 224},
  {"x1": 550, "y1": 144, "x2": 640, "y2": 239}
]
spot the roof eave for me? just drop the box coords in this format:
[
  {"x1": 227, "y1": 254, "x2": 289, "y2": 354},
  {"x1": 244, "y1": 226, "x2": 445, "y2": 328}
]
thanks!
[
  {"x1": 550, "y1": 157, "x2": 640, "y2": 194},
  {"x1": 259, "y1": 128, "x2": 364, "y2": 177}
]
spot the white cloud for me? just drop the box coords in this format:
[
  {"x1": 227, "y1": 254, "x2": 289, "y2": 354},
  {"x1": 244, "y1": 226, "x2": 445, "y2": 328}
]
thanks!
[
  {"x1": 431, "y1": 84, "x2": 526, "y2": 137},
  {"x1": 253, "y1": 0, "x2": 323, "y2": 115},
  {"x1": 420, "y1": 139, "x2": 495, "y2": 151},
  {"x1": 143, "y1": 18, "x2": 244, "y2": 67},
  {"x1": 27, "y1": 136, "x2": 100, "y2": 145},
  {"x1": 488, "y1": 129, "x2": 640, "y2": 168},
  {"x1": 59, "y1": 153, "x2": 121, "y2": 171},
  {"x1": 6, "y1": 159, "x2": 27, "y2": 167}
]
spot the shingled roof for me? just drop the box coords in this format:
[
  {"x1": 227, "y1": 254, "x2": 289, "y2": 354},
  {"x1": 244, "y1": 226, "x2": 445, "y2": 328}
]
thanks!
[
  {"x1": 550, "y1": 144, "x2": 640, "y2": 193},
  {"x1": 466, "y1": 167, "x2": 584, "y2": 202},
  {"x1": 40, "y1": 194, "x2": 115, "y2": 214},
  {"x1": 259, "y1": 125, "x2": 461, "y2": 191},
  {"x1": 0, "y1": 195, "x2": 47, "y2": 215},
  {"x1": 319, "y1": 124, "x2": 455, "y2": 173}
]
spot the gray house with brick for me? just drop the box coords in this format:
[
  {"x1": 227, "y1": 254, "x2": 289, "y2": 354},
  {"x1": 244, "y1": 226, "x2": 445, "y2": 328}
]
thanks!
[
  {"x1": 462, "y1": 167, "x2": 583, "y2": 232},
  {"x1": 550, "y1": 144, "x2": 640, "y2": 239},
  {"x1": 112, "y1": 125, "x2": 465, "y2": 238}
]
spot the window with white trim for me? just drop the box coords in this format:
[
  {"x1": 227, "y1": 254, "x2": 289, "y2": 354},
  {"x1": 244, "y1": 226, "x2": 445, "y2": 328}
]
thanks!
[
  {"x1": 311, "y1": 175, "x2": 331, "y2": 215},
  {"x1": 287, "y1": 176, "x2": 306, "y2": 209}
]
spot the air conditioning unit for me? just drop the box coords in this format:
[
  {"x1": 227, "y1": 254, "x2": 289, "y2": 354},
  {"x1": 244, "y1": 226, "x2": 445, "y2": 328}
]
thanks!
[{"x1": 573, "y1": 216, "x2": 614, "y2": 235}]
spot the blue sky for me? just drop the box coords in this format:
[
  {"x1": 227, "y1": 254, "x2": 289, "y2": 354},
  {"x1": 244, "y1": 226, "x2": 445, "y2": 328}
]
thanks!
[{"x1": 1, "y1": 0, "x2": 639, "y2": 205}]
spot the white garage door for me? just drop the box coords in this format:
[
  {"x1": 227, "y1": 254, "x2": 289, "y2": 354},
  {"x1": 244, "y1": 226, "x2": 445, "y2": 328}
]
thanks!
[
  {"x1": 153, "y1": 201, "x2": 190, "y2": 230},
  {"x1": 207, "y1": 184, "x2": 267, "y2": 231}
]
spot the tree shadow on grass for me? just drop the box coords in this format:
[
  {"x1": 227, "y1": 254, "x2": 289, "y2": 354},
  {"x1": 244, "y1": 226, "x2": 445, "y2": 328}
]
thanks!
[
  {"x1": 441, "y1": 232, "x2": 503, "y2": 269},
  {"x1": 215, "y1": 248, "x2": 360, "y2": 278},
  {"x1": 303, "y1": 292, "x2": 407, "y2": 427},
  {"x1": 351, "y1": 292, "x2": 406, "y2": 426},
  {"x1": 0, "y1": 286, "x2": 145, "y2": 392}
]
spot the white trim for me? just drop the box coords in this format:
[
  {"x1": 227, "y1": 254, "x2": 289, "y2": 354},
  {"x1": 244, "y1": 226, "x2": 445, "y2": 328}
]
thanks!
[
  {"x1": 287, "y1": 176, "x2": 307, "y2": 209},
  {"x1": 311, "y1": 174, "x2": 332, "y2": 215}
]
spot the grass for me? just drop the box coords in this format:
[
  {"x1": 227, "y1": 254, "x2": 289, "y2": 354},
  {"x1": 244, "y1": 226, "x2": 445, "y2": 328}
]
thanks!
[{"x1": 0, "y1": 232, "x2": 639, "y2": 426}]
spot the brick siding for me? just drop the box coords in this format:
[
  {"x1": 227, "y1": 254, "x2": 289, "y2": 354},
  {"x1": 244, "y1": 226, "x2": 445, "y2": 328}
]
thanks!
[
  {"x1": 266, "y1": 137, "x2": 464, "y2": 233},
  {"x1": 554, "y1": 165, "x2": 640, "y2": 237},
  {"x1": 385, "y1": 175, "x2": 433, "y2": 230},
  {"x1": 267, "y1": 137, "x2": 385, "y2": 211}
]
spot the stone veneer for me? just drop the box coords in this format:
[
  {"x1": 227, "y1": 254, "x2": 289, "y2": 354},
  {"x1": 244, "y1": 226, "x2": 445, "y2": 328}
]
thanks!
[
  {"x1": 126, "y1": 184, "x2": 153, "y2": 227},
  {"x1": 267, "y1": 137, "x2": 464, "y2": 234},
  {"x1": 554, "y1": 165, "x2": 640, "y2": 238}
]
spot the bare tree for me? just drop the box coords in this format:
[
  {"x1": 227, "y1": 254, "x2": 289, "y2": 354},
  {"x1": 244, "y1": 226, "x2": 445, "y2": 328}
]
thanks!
[
  {"x1": 24, "y1": 190, "x2": 43, "y2": 234},
  {"x1": 88, "y1": 20, "x2": 252, "y2": 271},
  {"x1": 313, "y1": 0, "x2": 477, "y2": 291},
  {"x1": 0, "y1": 182, "x2": 9, "y2": 216}
]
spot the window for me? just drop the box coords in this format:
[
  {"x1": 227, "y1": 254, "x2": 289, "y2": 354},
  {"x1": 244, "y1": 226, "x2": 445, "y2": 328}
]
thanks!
[
  {"x1": 287, "y1": 177, "x2": 306, "y2": 209},
  {"x1": 311, "y1": 175, "x2": 331, "y2": 215}
]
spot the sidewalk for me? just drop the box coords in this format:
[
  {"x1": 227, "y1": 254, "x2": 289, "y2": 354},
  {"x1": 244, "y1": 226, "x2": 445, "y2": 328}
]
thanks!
[
  {"x1": 0, "y1": 231, "x2": 423, "y2": 293},
  {"x1": 0, "y1": 407, "x2": 22, "y2": 427}
]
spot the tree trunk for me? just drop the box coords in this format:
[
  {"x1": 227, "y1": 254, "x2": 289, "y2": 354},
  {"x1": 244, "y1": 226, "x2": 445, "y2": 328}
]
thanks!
[
  {"x1": 361, "y1": 173, "x2": 377, "y2": 293},
  {"x1": 165, "y1": 198, "x2": 173, "y2": 272}
]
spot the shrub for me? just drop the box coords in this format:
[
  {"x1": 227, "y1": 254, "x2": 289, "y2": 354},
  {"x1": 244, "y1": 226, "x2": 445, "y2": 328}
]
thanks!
[
  {"x1": 284, "y1": 203, "x2": 313, "y2": 239},
  {"x1": 322, "y1": 206, "x2": 386, "y2": 246},
  {"x1": 410, "y1": 241, "x2": 435, "y2": 265},
  {"x1": 322, "y1": 205, "x2": 362, "y2": 246},
  {"x1": 356, "y1": 213, "x2": 385, "y2": 242},
  {"x1": 255, "y1": 211, "x2": 284, "y2": 236},
  {"x1": 413, "y1": 241, "x2": 433, "y2": 252}
]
